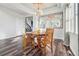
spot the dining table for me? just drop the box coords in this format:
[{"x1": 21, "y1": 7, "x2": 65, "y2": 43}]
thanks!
[{"x1": 25, "y1": 32, "x2": 47, "y2": 48}]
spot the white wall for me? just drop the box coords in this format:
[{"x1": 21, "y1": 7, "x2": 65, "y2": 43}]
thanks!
[
  {"x1": 70, "y1": 33, "x2": 78, "y2": 55},
  {"x1": 0, "y1": 6, "x2": 25, "y2": 40},
  {"x1": 16, "y1": 17, "x2": 25, "y2": 35},
  {"x1": 54, "y1": 29, "x2": 64, "y2": 40}
]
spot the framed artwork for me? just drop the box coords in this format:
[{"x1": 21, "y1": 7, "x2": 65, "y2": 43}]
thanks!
[
  {"x1": 39, "y1": 12, "x2": 63, "y2": 29},
  {"x1": 25, "y1": 16, "x2": 33, "y2": 32}
]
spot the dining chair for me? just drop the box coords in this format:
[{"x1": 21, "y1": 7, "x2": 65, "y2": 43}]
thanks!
[
  {"x1": 22, "y1": 33, "x2": 27, "y2": 50},
  {"x1": 40, "y1": 28, "x2": 54, "y2": 55},
  {"x1": 22, "y1": 33, "x2": 34, "y2": 50},
  {"x1": 45, "y1": 28, "x2": 54, "y2": 53},
  {"x1": 36, "y1": 29, "x2": 41, "y2": 48}
]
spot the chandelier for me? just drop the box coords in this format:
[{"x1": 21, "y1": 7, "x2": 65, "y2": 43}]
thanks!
[{"x1": 33, "y1": 3, "x2": 45, "y2": 16}]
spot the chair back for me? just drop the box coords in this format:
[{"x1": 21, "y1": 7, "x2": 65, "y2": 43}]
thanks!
[{"x1": 46, "y1": 28, "x2": 54, "y2": 44}]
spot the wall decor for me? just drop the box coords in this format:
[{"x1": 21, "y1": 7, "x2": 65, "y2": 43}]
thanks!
[{"x1": 39, "y1": 12, "x2": 63, "y2": 29}]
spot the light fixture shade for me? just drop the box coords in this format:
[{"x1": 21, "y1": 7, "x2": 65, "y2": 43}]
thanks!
[{"x1": 33, "y1": 3, "x2": 44, "y2": 16}]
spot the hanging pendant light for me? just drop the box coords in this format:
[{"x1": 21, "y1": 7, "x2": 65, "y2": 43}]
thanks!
[{"x1": 33, "y1": 3, "x2": 44, "y2": 16}]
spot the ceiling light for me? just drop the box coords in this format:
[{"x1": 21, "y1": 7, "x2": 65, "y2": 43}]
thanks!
[{"x1": 33, "y1": 3, "x2": 44, "y2": 16}]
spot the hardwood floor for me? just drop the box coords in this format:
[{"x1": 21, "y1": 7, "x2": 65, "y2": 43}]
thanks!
[
  {"x1": 23, "y1": 39, "x2": 74, "y2": 56},
  {"x1": 53, "y1": 39, "x2": 67, "y2": 56},
  {"x1": 0, "y1": 37, "x2": 74, "y2": 56}
]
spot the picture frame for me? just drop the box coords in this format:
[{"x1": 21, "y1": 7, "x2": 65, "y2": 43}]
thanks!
[{"x1": 39, "y1": 12, "x2": 63, "y2": 29}]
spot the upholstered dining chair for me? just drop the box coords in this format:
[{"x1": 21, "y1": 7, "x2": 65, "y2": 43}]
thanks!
[
  {"x1": 46, "y1": 28, "x2": 54, "y2": 52},
  {"x1": 22, "y1": 33, "x2": 34, "y2": 50},
  {"x1": 22, "y1": 33, "x2": 27, "y2": 50},
  {"x1": 40, "y1": 28, "x2": 54, "y2": 55},
  {"x1": 36, "y1": 29, "x2": 41, "y2": 48}
]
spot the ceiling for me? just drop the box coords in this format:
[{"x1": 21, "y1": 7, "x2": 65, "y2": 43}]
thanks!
[
  {"x1": 21, "y1": 3, "x2": 58, "y2": 10},
  {"x1": 0, "y1": 3, "x2": 67, "y2": 16}
]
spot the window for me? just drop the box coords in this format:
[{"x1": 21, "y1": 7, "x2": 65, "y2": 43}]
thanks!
[
  {"x1": 66, "y1": 3, "x2": 78, "y2": 34},
  {"x1": 75, "y1": 4, "x2": 78, "y2": 34}
]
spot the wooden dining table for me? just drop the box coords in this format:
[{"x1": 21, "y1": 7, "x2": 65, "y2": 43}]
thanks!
[{"x1": 26, "y1": 32, "x2": 47, "y2": 48}]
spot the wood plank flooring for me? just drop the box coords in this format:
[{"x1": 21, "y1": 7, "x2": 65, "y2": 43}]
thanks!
[
  {"x1": 23, "y1": 39, "x2": 74, "y2": 56},
  {"x1": 0, "y1": 37, "x2": 74, "y2": 56}
]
